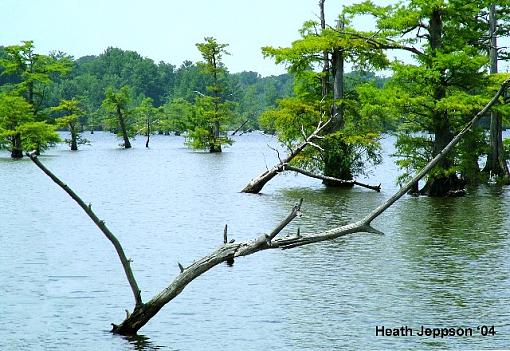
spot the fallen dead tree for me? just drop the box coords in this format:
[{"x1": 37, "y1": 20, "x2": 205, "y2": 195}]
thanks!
[
  {"x1": 282, "y1": 164, "x2": 381, "y2": 191},
  {"x1": 241, "y1": 119, "x2": 381, "y2": 193},
  {"x1": 241, "y1": 117, "x2": 331, "y2": 193},
  {"x1": 27, "y1": 78, "x2": 509, "y2": 336}
]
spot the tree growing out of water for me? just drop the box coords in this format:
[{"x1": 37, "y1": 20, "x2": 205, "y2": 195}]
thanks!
[
  {"x1": 0, "y1": 41, "x2": 69, "y2": 157},
  {"x1": 102, "y1": 86, "x2": 135, "y2": 149},
  {"x1": 187, "y1": 37, "x2": 234, "y2": 152},
  {"x1": 260, "y1": 2, "x2": 388, "y2": 187},
  {"x1": 0, "y1": 40, "x2": 71, "y2": 116},
  {"x1": 159, "y1": 98, "x2": 194, "y2": 135},
  {"x1": 52, "y1": 98, "x2": 88, "y2": 151},
  {"x1": 342, "y1": 0, "x2": 506, "y2": 195},
  {"x1": 27, "y1": 78, "x2": 510, "y2": 336},
  {"x1": 482, "y1": 4, "x2": 510, "y2": 183},
  {"x1": 134, "y1": 97, "x2": 161, "y2": 148},
  {"x1": 0, "y1": 93, "x2": 59, "y2": 158}
]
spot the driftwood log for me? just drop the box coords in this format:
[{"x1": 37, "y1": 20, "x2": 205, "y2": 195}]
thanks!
[{"x1": 27, "y1": 78, "x2": 509, "y2": 336}]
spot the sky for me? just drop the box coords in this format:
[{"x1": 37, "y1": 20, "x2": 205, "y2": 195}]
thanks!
[
  {"x1": 0, "y1": 0, "x2": 360, "y2": 76},
  {"x1": 1, "y1": 1, "x2": 507, "y2": 76}
]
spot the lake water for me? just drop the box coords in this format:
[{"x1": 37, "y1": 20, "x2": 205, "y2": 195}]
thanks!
[{"x1": 1, "y1": 132, "x2": 509, "y2": 350}]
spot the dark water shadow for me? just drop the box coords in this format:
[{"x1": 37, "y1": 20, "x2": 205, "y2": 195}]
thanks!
[{"x1": 113, "y1": 332, "x2": 175, "y2": 351}]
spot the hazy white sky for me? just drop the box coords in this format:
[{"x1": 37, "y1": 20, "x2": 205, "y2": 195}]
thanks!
[
  {"x1": 1, "y1": 1, "x2": 507, "y2": 76},
  {"x1": 0, "y1": 0, "x2": 360, "y2": 76}
]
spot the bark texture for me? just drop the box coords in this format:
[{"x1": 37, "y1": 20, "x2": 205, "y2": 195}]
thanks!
[
  {"x1": 322, "y1": 18, "x2": 352, "y2": 184},
  {"x1": 11, "y1": 133, "x2": 23, "y2": 158},
  {"x1": 117, "y1": 106, "x2": 132, "y2": 149},
  {"x1": 70, "y1": 124, "x2": 78, "y2": 151},
  {"x1": 483, "y1": 4, "x2": 510, "y2": 182}
]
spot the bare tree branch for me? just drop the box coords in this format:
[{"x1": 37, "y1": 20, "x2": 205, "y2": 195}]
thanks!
[
  {"x1": 241, "y1": 116, "x2": 332, "y2": 193},
  {"x1": 231, "y1": 120, "x2": 248, "y2": 136},
  {"x1": 26, "y1": 151, "x2": 143, "y2": 307},
  {"x1": 283, "y1": 164, "x2": 381, "y2": 192}
]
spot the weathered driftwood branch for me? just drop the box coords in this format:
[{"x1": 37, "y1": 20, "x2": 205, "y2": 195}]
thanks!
[
  {"x1": 27, "y1": 151, "x2": 143, "y2": 308},
  {"x1": 283, "y1": 164, "x2": 381, "y2": 192},
  {"x1": 27, "y1": 78, "x2": 509, "y2": 336},
  {"x1": 110, "y1": 198, "x2": 305, "y2": 335},
  {"x1": 241, "y1": 117, "x2": 331, "y2": 193}
]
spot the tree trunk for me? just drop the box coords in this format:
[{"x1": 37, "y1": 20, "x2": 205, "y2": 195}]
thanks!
[
  {"x1": 117, "y1": 106, "x2": 132, "y2": 149},
  {"x1": 70, "y1": 123, "x2": 78, "y2": 151},
  {"x1": 420, "y1": 9, "x2": 463, "y2": 196},
  {"x1": 11, "y1": 133, "x2": 23, "y2": 159},
  {"x1": 209, "y1": 54, "x2": 223, "y2": 153},
  {"x1": 483, "y1": 4, "x2": 510, "y2": 182},
  {"x1": 421, "y1": 108, "x2": 463, "y2": 196},
  {"x1": 460, "y1": 132, "x2": 482, "y2": 185},
  {"x1": 319, "y1": 0, "x2": 329, "y2": 98},
  {"x1": 209, "y1": 120, "x2": 222, "y2": 153},
  {"x1": 145, "y1": 117, "x2": 150, "y2": 148},
  {"x1": 322, "y1": 19, "x2": 352, "y2": 185}
]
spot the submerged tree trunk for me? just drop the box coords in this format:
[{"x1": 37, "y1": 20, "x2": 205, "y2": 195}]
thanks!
[
  {"x1": 70, "y1": 123, "x2": 78, "y2": 151},
  {"x1": 483, "y1": 4, "x2": 510, "y2": 182},
  {"x1": 27, "y1": 78, "x2": 510, "y2": 336},
  {"x1": 421, "y1": 108, "x2": 463, "y2": 196},
  {"x1": 11, "y1": 133, "x2": 23, "y2": 159},
  {"x1": 117, "y1": 106, "x2": 132, "y2": 149},
  {"x1": 145, "y1": 117, "x2": 150, "y2": 148},
  {"x1": 209, "y1": 120, "x2": 222, "y2": 153},
  {"x1": 210, "y1": 56, "x2": 222, "y2": 153}
]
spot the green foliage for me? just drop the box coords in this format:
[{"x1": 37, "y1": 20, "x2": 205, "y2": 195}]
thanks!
[
  {"x1": 134, "y1": 97, "x2": 162, "y2": 136},
  {"x1": 0, "y1": 40, "x2": 71, "y2": 115},
  {"x1": 343, "y1": 0, "x2": 503, "y2": 189},
  {"x1": 261, "y1": 5, "x2": 388, "y2": 179},
  {"x1": 229, "y1": 72, "x2": 293, "y2": 130},
  {"x1": 51, "y1": 98, "x2": 88, "y2": 149},
  {"x1": 159, "y1": 98, "x2": 194, "y2": 135},
  {"x1": 2, "y1": 42, "x2": 294, "y2": 134},
  {"x1": 0, "y1": 93, "x2": 59, "y2": 154},
  {"x1": 186, "y1": 37, "x2": 235, "y2": 151},
  {"x1": 53, "y1": 98, "x2": 84, "y2": 128},
  {"x1": 102, "y1": 86, "x2": 136, "y2": 138},
  {"x1": 260, "y1": 97, "x2": 322, "y2": 144},
  {"x1": 17, "y1": 121, "x2": 60, "y2": 152},
  {"x1": 186, "y1": 95, "x2": 234, "y2": 150},
  {"x1": 0, "y1": 94, "x2": 30, "y2": 151},
  {"x1": 504, "y1": 138, "x2": 510, "y2": 160}
]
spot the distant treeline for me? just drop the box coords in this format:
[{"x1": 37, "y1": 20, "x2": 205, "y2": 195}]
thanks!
[
  {"x1": 0, "y1": 46, "x2": 295, "y2": 131},
  {"x1": 0, "y1": 45, "x2": 388, "y2": 133}
]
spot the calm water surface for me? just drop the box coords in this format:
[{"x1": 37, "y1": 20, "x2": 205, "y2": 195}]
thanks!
[{"x1": 1, "y1": 132, "x2": 509, "y2": 350}]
